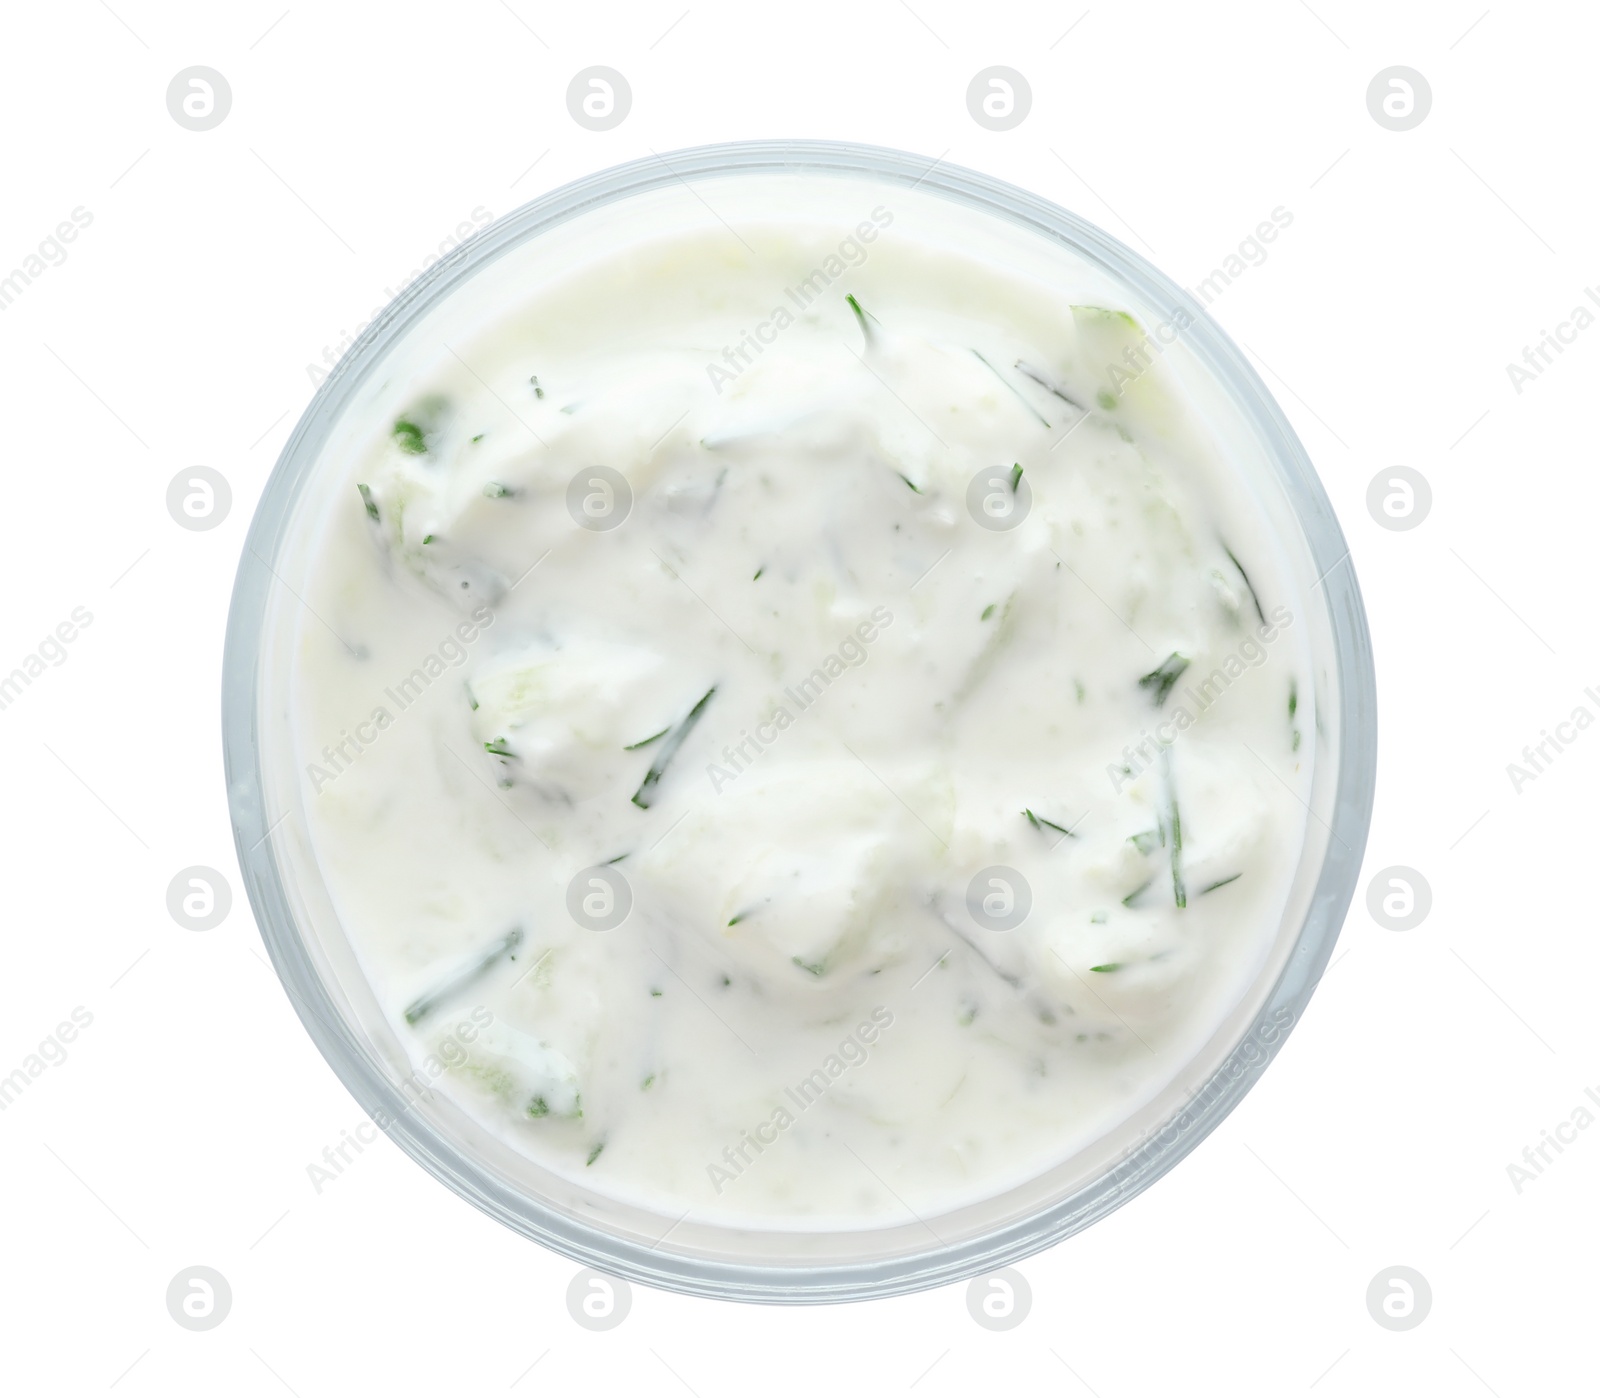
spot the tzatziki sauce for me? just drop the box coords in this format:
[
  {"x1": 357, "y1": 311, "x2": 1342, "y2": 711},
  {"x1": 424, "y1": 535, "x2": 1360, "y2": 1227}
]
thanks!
[{"x1": 290, "y1": 218, "x2": 1312, "y2": 1226}]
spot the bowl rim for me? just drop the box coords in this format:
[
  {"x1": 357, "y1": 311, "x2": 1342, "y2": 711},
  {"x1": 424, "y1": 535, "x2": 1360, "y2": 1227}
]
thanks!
[{"x1": 221, "y1": 138, "x2": 1377, "y2": 1304}]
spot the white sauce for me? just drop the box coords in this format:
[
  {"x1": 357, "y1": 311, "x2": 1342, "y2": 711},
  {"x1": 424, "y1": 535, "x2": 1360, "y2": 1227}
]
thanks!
[{"x1": 292, "y1": 220, "x2": 1312, "y2": 1226}]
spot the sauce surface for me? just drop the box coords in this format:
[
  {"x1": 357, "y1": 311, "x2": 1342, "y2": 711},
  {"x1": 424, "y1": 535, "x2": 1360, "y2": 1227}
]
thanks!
[{"x1": 292, "y1": 221, "x2": 1311, "y2": 1225}]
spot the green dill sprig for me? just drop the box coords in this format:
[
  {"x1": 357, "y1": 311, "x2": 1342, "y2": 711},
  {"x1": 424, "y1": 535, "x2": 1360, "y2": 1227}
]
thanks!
[
  {"x1": 972, "y1": 349, "x2": 1050, "y2": 427},
  {"x1": 1199, "y1": 873, "x2": 1241, "y2": 895},
  {"x1": 403, "y1": 926, "x2": 523, "y2": 1026},
  {"x1": 845, "y1": 293, "x2": 879, "y2": 348},
  {"x1": 1014, "y1": 360, "x2": 1088, "y2": 412},
  {"x1": 1222, "y1": 542, "x2": 1267, "y2": 625},
  {"x1": 1162, "y1": 744, "x2": 1186, "y2": 909},
  {"x1": 1023, "y1": 808, "x2": 1074, "y2": 836},
  {"x1": 1138, "y1": 652, "x2": 1190, "y2": 707},
  {"x1": 623, "y1": 727, "x2": 669, "y2": 751},
  {"x1": 631, "y1": 686, "x2": 716, "y2": 809},
  {"x1": 357, "y1": 484, "x2": 380, "y2": 522}
]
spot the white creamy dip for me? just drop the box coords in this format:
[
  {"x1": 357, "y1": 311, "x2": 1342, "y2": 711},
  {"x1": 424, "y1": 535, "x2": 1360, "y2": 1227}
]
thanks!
[{"x1": 291, "y1": 217, "x2": 1312, "y2": 1226}]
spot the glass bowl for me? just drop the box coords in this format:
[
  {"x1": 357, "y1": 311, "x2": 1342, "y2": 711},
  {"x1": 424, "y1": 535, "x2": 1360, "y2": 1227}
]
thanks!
[{"x1": 222, "y1": 140, "x2": 1376, "y2": 1303}]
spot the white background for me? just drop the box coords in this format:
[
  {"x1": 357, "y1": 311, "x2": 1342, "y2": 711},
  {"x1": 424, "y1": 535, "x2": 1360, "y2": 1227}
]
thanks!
[{"x1": 1, "y1": 0, "x2": 1595, "y2": 1393}]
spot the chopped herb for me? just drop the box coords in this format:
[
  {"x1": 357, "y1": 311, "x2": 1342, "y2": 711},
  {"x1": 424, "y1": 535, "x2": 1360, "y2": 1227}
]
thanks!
[
  {"x1": 465, "y1": 682, "x2": 478, "y2": 712},
  {"x1": 1289, "y1": 679, "x2": 1298, "y2": 720},
  {"x1": 952, "y1": 588, "x2": 1018, "y2": 702},
  {"x1": 1293, "y1": 728, "x2": 1301, "y2": 753},
  {"x1": 1096, "y1": 389, "x2": 1118, "y2": 411},
  {"x1": 404, "y1": 926, "x2": 523, "y2": 1025},
  {"x1": 1090, "y1": 910, "x2": 1108, "y2": 924},
  {"x1": 623, "y1": 727, "x2": 669, "y2": 751},
  {"x1": 753, "y1": 565, "x2": 765, "y2": 580},
  {"x1": 1129, "y1": 829, "x2": 1162, "y2": 855},
  {"x1": 1074, "y1": 679, "x2": 1086, "y2": 703},
  {"x1": 972, "y1": 349, "x2": 1050, "y2": 427},
  {"x1": 605, "y1": 852, "x2": 629, "y2": 865},
  {"x1": 895, "y1": 472, "x2": 923, "y2": 493},
  {"x1": 1090, "y1": 963, "x2": 1122, "y2": 973},
  {"x1": 719, "y1": 974, "x2": 732, "y2": 987},
  {"x1": 649, "y1": 988, "x2": 663, "y2": 997},
  {"x1": 632, "y1": 686, "x2": 716, "y2": 809},
  {"x1": 470, "y1": 432, "x2": 485, "y2": 443},
  {"x1": 1162, "y1": 744, "x2": 1186, "y2": 909},
  {"x1": 981, "y1": 603, "x2": 996, "y2": 621},
  {"x1": 529, "y1": 375, "x2": 545, "y2": 399},
  {"x1": 1009, "y1": 462, "x2": 1023, "y2": 493},
  {"x1": 1122, "y1": 878, "x2": 1154, "y2": 907},
  {"x1": 957, "y1": 1003, "x2": 977, "y2": 1026},
  {"x1": 1223, "y1": 543, "x2": 1267, "y2": 625},
  {"x1": 641, "y1": 1074, "x2": 656, "y2": 1090},
  {"x1": 1200, "y1": 873, "x2": 1242, "y2": 895},
  {"x1": 357, "y1": 483, "x2": 380, "y2": 521},
  {"x1": 422, "y1": 534, "x2": 436, "y2": 545},
  {"x1": 392, "y1": 418, "x2": 427, "y2": 454},
  {"x1": 586, "y1": 1142, "x2": 605, "y2": 1166},
  {"x1": 483, "y1": 481, "x2": 512, "y2": 498},
  {"x1": 1014, "y1": 360, "x2": 1087, "y2": 412},
  {"x1": 484, "y1": 738, "x2": 515, "y2": 758},
  {"x1": 526, "y1": 1096, "x2": 550, "y2": 1118},
  {"x1": 1290, "y1": 678, "x2": 1301, "y2": 751},
  {"x1": 845, "y1": 293, "x2": 878, "y2": 346},
  {"x1": 1024, "y1": 808, "x2": 1073, "y2": 836},
  {"x1": 792, "y1": 956, "x2": 825, "y2": 977},
  {"x1": 1138, "y1": 652, "x2": 1191, "y2": 707}
]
